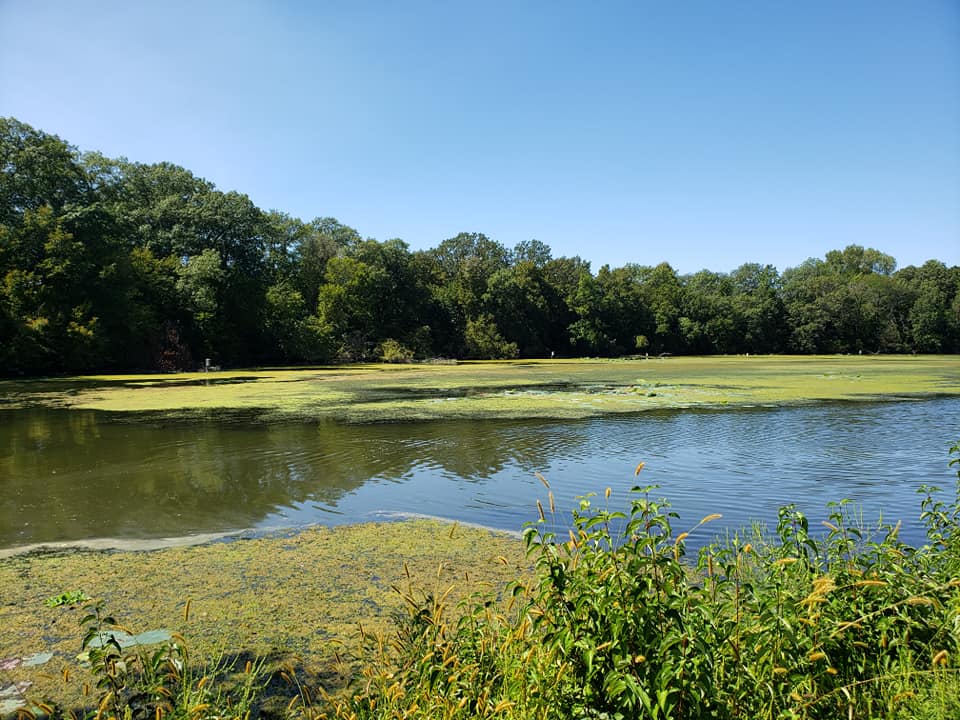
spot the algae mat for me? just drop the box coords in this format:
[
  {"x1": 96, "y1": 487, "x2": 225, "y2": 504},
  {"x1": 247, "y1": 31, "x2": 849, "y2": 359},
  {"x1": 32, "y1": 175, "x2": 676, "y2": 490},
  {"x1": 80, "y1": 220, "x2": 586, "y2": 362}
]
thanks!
[
  {"x1": 0, "y1": 520, "x2": 526, "y2": 714},
  {"x1": 2, "y1": 356, "x2": 958, "y2": 423}
]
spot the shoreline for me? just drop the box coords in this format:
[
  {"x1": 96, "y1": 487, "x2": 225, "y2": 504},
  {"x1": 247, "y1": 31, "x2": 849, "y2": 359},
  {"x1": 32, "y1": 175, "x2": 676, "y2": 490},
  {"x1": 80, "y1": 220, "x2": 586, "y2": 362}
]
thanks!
[
  {"x1": 0, "y1": 518, "x2": 528, "y2": 713},
  {"x1": 0, "y1": 513, "x2": 524, "y2": 561}
]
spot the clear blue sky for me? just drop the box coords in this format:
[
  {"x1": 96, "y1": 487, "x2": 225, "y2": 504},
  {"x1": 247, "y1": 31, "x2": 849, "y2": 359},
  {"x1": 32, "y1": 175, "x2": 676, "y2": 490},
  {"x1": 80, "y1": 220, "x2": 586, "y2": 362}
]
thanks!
[{"x1": 2, "y1": 1, "x2": 957, "y2": 274}]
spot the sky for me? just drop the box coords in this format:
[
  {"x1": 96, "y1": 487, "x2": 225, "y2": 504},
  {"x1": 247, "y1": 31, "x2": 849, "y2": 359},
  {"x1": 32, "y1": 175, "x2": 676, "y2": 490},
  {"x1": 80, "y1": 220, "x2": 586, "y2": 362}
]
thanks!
[{"x1": 1, "y1": 1, "x2": 958, "y2": 274}]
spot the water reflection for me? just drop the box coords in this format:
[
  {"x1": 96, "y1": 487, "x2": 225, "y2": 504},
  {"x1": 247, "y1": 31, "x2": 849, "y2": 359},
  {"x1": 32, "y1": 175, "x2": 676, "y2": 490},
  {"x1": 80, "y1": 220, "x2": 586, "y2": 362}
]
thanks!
[
  {"x1": 1, "y1": 399, "x2": 958, "y2": 551},
  {"x1": 0, "y1": 411, "x2": 588, "y2": 547}
]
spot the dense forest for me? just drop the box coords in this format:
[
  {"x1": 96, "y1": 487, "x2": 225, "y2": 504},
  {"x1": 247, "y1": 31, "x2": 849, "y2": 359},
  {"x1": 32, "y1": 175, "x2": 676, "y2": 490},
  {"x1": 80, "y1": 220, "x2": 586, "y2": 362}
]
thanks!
[{"x1": 2, "y1": 117, "x2": 958, "y2": 375}]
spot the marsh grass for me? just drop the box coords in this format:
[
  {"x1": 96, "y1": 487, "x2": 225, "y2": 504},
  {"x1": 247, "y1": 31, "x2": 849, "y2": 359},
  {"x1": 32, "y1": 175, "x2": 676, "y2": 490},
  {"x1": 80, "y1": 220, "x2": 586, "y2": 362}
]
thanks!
[{"x1": 316, "y1": 443, "x2": 960, "y2": 719}]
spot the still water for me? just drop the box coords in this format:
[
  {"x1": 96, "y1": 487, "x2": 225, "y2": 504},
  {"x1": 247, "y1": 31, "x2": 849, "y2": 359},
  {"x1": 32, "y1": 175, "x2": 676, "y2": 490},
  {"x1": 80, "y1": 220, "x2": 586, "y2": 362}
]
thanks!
[{"x1": 2, "y1": 399, "x2": 958, "y2": 553}]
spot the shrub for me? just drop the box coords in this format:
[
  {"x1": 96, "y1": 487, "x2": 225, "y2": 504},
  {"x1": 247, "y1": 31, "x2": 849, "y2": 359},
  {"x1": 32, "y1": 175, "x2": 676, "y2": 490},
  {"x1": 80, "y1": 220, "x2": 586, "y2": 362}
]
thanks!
[
  {"x1": 322, "y1": 442, "x2": 960, "y2": 720},
  {"x1": 376, "y1": 339, "x2": 415, "y2": 363}
]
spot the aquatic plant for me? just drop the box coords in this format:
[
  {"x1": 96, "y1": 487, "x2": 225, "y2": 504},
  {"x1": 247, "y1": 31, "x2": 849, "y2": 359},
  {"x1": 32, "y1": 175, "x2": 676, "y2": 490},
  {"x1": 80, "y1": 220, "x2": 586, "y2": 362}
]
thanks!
[{"x1": 4, "y1": 355, "x2": 957, "y2": 423}]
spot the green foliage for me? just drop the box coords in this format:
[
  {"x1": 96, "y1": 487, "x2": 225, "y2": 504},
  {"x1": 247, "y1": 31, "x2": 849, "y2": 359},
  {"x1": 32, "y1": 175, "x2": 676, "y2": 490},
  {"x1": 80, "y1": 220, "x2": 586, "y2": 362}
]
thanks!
[
  {"x1": 376, "y1": 338, "x2": 415, "y2": 363},
  {"x1": 525, "y1": 487, "x2": 716, "y2": 719},
  {"x1": 2, "y1": 116, "x2": 959, "y2": 374},
  {"x1": 36, "y1": 599, "x2": 269, "y2": 720},
  {"x1": 265, "y1": 281, "x2": 335, "y2": 362},
  {"x1": 45, "y1": 590, "x2": 91, "y2": 608},
  {"x1": 464, "y1": 314, "x2": 518, "y2": 359},
  {"x1": 324, "y1": 444, "x2": 960, "y2": 720}
]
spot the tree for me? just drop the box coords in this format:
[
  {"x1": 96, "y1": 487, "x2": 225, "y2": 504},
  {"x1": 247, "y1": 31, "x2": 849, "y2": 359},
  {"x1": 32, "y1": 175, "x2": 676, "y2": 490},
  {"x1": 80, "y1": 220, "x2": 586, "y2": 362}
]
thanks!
[
  {"x1": 464, "y1": 314, "x2": 518, "y2": 359},
  {"x1": 679, "y1": 270, "x2": 736, "y2": 354},
  {"x1": 292, "y1": 216, "x2": 360, "y2": 308},
  {"x1": 512, "y1": 239, "x2": 552, "y2": 267},
  {"x1": 730, "y1": 263, "x2": 786, "y2": 353},
  {"x1": 483, "y1": 261, "x2": 553, "y2": 356},
  {"x1": 824, "y1": 245, "x2": 896, "y2": 277},
  {"x1": 781, "y1": 247, "x2": 903, "y2": 354},
  {"x1": 0, "y1": 117, "x2": 89, "y2": 225},
  {"x1": 425, "y1": 232, "x2": 512, "y2": 355},
  {"x1": 567, "y1": 271, "x2": 616, "y2": 355},
  {"x1": 316, "y1": 256, "x2": 391, "y2": 360},
  {"x1": 630, "y1": 263, "x2": 682, "y2": 353},
  {"x1": 176, "y1": 248, "x2": 224, "y2": 359},
  {"x1": 541, "y1": 255, "x2": 591, "y2": 356}
]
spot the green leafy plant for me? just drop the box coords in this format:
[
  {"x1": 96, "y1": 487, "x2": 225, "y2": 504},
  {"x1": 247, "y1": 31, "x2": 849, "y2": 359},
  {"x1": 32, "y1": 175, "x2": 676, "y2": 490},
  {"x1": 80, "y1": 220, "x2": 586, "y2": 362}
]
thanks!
[
  {"x1": 320, "y1": 442, "x2": 960, "y2": 720},
  {"x1": 45, "y1": 591, "x2": 92, "y2": 608},
  {"x1": 376, "y1": 339, "x2": 415, "y2": 363},
  {"x1": 34, "y1": 599, "x2": 270, "y2": 720}
]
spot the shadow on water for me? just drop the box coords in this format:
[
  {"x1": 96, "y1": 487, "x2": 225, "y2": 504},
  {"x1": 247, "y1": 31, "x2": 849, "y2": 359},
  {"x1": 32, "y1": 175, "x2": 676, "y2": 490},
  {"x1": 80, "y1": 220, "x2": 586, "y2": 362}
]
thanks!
[
  {"x1": 0, "y1": 376, "x2": 266, "y2": 410},
  {"x1": 1, "y1": 398, "x2": 958, "y2": 553}
]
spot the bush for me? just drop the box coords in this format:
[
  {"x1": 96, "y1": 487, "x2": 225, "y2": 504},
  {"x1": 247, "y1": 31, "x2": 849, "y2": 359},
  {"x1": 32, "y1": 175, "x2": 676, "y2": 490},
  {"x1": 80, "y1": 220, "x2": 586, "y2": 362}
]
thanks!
[
  {"x1": 323, "y1": 443, "x2": 960, "y2": 719},
  {"x1": 376, "y1": 338, "x2": 415, "y2": 363}
]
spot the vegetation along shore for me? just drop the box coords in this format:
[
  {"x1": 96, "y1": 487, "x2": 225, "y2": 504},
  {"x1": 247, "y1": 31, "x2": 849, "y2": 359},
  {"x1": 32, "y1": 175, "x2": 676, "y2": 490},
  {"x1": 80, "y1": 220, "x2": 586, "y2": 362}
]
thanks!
[{"x1": 2, "y1": 449, "x2": 960, "y2": 719}]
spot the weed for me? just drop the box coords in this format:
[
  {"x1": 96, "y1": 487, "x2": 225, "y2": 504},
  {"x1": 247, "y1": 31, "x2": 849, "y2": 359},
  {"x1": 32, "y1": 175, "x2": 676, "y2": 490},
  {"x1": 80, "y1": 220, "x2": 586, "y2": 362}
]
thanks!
[
  {"x1": 28, "y1": 599, "x2": 269, "y2": 720},
  {"x1": 319, "y1": 441, "x2": 960, "y2": 719},
  {"x1": 45, "y1": 591, "x2": 92, "y2": 608}
]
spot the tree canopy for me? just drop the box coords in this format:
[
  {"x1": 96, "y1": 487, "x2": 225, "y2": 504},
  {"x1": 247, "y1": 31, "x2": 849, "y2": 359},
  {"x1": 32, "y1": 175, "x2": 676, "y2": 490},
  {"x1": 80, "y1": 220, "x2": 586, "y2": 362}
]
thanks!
[{"x1": 2, "y1": 117, "x2": 957, "y2": 374}]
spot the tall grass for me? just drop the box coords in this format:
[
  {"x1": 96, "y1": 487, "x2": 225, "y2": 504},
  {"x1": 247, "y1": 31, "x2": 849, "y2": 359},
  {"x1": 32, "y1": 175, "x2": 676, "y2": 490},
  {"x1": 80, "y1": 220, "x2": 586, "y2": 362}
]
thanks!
[{"x1": 318, "y1": 443, "x2": 960, "y2": 719}]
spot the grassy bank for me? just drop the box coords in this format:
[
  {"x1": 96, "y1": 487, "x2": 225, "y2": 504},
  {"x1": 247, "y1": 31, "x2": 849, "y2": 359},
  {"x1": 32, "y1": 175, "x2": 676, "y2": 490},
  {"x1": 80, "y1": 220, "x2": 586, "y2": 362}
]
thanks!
[{"x1": 2, "y1": 355, "x2": 958, "y2": 423}]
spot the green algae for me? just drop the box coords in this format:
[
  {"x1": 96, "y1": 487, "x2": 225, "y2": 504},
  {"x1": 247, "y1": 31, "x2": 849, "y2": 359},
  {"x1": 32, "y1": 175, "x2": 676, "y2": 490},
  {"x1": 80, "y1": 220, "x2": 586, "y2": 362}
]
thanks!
[
  {"x1": 0, "y1": 520, "x2": 527, "y2": 712},
  {"x1": 2, "y1": 356, "x2": 958, "y2": 423}
]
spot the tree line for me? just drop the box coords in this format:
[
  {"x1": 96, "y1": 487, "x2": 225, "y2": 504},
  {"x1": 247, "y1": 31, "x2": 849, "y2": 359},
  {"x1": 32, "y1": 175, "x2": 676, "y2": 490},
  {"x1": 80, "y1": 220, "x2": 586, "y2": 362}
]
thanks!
[{"x1": 2, "y1": 117, "x2": 958, "y2": 375}]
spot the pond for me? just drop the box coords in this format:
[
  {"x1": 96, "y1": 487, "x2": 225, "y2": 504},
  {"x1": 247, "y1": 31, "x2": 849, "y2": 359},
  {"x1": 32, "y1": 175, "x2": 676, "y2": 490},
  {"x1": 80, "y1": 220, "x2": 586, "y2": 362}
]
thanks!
[{"x1": 2, "y1": 398, "x2": 958, "y2": 554}]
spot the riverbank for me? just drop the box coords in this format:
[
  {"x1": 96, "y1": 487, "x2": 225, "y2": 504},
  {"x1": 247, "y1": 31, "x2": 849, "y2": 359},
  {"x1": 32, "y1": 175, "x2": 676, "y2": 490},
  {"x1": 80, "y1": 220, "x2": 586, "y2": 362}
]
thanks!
[
  {"x1": 0, "y1": 520, "x2": 526, "y2": 716},
  {"x1": 2, "y1": 355, "x2": 958, "y2": 423}
]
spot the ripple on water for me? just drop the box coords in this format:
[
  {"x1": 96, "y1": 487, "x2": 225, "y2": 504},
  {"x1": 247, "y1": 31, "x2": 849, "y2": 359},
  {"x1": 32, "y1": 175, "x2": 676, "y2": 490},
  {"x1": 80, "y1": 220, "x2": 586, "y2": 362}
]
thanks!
[{"x1": 0, "y1": 399, "x2": 957, "y2": 552}]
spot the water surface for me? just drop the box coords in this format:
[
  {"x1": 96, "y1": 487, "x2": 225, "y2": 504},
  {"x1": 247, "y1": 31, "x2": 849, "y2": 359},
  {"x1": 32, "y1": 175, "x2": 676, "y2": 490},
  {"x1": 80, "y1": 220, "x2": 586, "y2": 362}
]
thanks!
[{"x1": 2, "y1": 399, "x2": 958, "y2": 553}]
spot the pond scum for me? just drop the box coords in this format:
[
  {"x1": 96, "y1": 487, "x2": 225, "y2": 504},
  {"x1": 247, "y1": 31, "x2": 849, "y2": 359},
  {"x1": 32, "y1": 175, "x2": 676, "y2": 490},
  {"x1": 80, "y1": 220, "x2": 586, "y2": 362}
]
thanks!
[
  {"x1": 2, "y1": 445, "x2": 960, "y2": 720},
  {"x1": 4, "y1": 356, "x2": 960, "y2": 423}
]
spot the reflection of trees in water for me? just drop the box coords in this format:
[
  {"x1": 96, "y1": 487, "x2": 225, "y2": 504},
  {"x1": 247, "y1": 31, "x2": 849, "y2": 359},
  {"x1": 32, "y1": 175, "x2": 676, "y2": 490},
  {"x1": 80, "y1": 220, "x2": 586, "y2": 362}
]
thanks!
[
  {"x1": 0, "y1": 411, "x2": 356, "y2": 545},
  {"x1": 313, "y1": 418, "x2": 586, "y2": 483},
  {"x1": 0, "y1": 411, "x2": 589, "y2": 547}
]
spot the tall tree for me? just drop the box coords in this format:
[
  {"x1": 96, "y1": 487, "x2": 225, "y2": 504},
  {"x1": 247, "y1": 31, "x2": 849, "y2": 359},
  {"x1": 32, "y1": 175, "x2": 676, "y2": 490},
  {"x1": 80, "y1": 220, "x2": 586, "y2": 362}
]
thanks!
[{"x1": 730, "y1": 263, "x2": 786, "y2": 353}]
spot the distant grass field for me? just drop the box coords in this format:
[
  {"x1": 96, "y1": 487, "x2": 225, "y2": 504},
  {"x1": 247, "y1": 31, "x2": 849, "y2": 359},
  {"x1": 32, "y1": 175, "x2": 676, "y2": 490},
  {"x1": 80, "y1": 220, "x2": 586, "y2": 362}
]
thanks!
[{"x1": 2, "y1": 355, "x2": 958, "y2": 422}]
